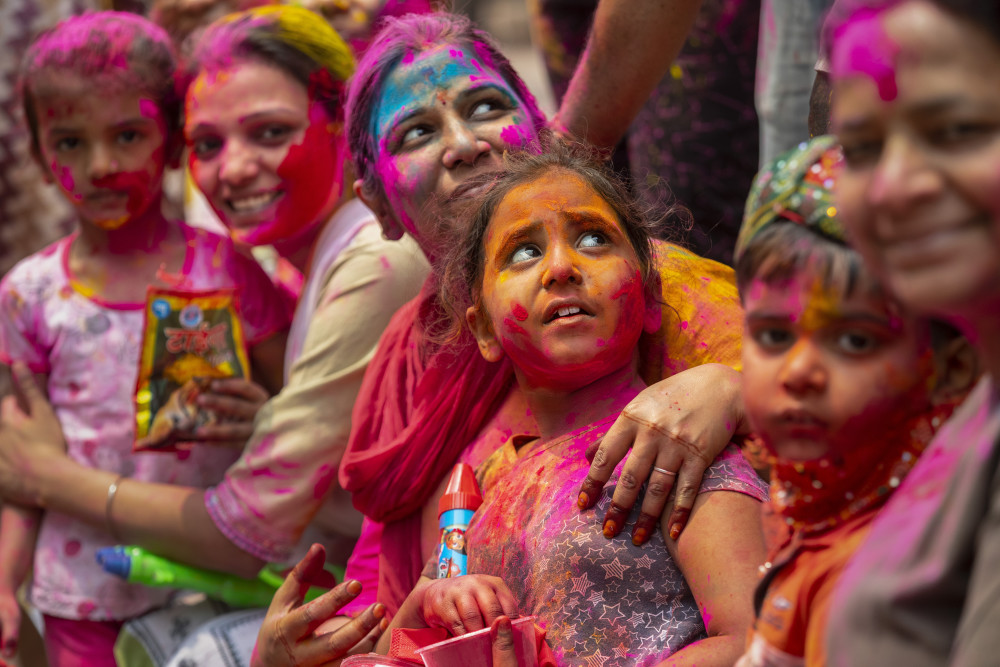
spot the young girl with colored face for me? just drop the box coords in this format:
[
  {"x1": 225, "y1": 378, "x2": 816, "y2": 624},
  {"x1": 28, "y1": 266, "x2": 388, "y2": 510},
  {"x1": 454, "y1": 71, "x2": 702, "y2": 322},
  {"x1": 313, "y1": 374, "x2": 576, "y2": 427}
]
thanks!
[
  {"x1": 730, "y1": 136, "x2": 974, "y2": 667},
  {"x1": 0, "y1": 13, "x2": 292, "y2": 666},
  {"x1": 816, "y1": 2, "x2": 1000, "y2": 664},
  {"x1": 375, "y1": 142, "x2": 768, "y2": 667},
  {"x1": 0, "y1": 8, "x2": 427, "y2": 665},
  {"x1": 0, "y1": 0, "x2": 427, "y2": 580},
  {"x1": 337, "y1": 12, "x2": 756, "y2": 618}
]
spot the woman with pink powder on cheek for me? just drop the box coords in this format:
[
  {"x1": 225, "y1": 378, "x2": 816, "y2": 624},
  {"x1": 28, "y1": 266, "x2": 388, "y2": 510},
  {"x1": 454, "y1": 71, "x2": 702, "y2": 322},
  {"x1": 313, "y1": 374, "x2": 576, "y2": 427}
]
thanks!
[
  {"x1": 818, "y1": 1, "x2": 1000, "y2": 665},
  {"x1": 335, "y1": 11, "x2": 758, "y2": 619},
  {"x1": 176, "y1": 2, "x2": 427, "y2": 587},
  {"x1": 374, "y1": 141, "x2": 767, "y2": 667}
]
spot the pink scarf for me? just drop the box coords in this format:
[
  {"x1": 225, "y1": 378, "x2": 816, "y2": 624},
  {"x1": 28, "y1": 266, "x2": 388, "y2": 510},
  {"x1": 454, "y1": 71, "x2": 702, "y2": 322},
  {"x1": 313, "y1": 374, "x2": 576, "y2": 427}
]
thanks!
[
  {"x1": 339, "y1": 278, "x2": 514, "y2": 613},
  {"x1": 766, "y1": 401, "x2": 958, "y2": 540},
  {"x1": 339, "y1": 277, "x2": 514, "y2": 521}
]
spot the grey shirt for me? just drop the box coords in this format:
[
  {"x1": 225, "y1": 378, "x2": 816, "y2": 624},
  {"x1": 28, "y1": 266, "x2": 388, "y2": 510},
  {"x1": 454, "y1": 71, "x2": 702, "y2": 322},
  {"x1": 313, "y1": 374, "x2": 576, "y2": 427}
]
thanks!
[{"x1": 825, "y1": 376, "x2": 1000, "y2": 667}]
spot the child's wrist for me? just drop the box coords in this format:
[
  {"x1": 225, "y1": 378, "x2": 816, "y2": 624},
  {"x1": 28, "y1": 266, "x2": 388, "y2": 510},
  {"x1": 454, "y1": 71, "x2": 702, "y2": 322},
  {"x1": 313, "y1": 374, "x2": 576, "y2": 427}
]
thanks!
[{"x1": 394, "y1": 583, "x2": 431, "y2": 631}]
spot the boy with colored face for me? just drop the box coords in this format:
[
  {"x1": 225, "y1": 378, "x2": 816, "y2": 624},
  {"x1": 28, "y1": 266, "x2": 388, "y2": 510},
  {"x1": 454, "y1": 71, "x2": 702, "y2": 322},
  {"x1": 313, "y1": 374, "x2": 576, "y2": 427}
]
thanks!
[{"x1": 733, "y1": 136, "x2": 975, "y2": 667}]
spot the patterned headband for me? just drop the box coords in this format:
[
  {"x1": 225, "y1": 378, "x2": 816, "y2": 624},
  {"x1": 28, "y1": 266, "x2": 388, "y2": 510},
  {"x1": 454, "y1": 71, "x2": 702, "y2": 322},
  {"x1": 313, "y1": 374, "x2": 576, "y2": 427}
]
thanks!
[{"x1": 735, "y1": 135, "x2": 845, "y2": 261}]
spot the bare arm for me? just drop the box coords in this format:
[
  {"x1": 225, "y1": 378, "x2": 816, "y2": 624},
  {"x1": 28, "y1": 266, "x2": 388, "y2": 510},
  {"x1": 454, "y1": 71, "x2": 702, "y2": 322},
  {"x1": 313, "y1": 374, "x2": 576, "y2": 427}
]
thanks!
[
  {"x1": 553, "y1": 0, "x2": 704, "y2": 148},
  {"x1": 43, "y1": 456, "x2": 265, "y2": 577},
  {"x1": 0, "y1": 368, "x2": 44, "y2": 657},
  {"x1": 0, "y1": 503, "x2": 40, "y2": 658},
  {"x1": 0, "y1": 363, "x2": 265, "y2": 577},
  {"x1": 0, "y1": 368, "x2": 45, "y2": 594},
  {"x1": 659, "y1": 490, "x2": 765, "y2": 666},
  {"x1": 0, "y1": 504, "x2": 38, "y2": 598}
]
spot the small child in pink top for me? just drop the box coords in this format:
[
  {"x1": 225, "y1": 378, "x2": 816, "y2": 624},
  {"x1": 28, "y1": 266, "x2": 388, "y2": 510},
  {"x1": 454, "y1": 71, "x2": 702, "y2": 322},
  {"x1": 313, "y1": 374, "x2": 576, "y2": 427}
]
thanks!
[{"x1": 0, "y1": 13, "x2": 290, "y2": 667}]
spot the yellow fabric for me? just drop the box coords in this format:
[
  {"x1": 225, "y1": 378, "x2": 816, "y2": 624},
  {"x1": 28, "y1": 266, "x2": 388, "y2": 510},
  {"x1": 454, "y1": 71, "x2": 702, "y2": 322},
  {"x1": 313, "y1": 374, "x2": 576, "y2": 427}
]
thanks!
[{"x1": 640, "y1": 240, "x2": 744, "y2": 385}]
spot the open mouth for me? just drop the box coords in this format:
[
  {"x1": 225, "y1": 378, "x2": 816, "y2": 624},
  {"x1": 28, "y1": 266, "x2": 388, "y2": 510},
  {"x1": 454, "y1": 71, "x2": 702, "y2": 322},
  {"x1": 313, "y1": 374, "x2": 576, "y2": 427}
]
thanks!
[
  {"x1": 228, "y1": 191, "x2": 281, "y2": 214},
  {"x1": 544, "y1": 304, "x2": 594, "y2": 323}
]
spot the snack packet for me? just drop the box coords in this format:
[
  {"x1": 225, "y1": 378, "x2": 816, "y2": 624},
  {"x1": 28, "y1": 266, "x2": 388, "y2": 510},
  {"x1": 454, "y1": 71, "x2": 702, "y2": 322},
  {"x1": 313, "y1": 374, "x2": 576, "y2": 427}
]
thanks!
[{"x1": 135, "y1": 287, "x2": 250, "y2": 452}]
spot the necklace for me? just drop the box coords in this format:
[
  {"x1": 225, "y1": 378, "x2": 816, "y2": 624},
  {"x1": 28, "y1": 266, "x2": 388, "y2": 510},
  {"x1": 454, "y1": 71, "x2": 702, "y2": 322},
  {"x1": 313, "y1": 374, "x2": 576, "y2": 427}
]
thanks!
[{"x1": 768, "y1": 402, "x2": 956, "y2": 535}]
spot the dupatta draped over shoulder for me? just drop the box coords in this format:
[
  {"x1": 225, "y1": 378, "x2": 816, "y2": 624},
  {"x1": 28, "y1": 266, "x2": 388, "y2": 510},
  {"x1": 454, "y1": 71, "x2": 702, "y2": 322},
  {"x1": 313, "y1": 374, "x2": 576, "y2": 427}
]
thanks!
[{"x1": 339, "y1": 241, "x2": 744, "y2": 612}]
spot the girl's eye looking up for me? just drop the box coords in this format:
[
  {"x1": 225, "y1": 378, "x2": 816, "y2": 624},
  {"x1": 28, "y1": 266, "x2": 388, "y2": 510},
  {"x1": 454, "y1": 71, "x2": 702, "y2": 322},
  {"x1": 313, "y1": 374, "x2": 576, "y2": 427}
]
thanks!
[
  {"x1": 510, "y1": 244, "x2": 541, "y2": 264},
  {"x1": 117, "y1": 129, "x2": 139, "y2": 144},
  {"x1": 579, "y1": 231, "x2": 607, "y2": 248}
]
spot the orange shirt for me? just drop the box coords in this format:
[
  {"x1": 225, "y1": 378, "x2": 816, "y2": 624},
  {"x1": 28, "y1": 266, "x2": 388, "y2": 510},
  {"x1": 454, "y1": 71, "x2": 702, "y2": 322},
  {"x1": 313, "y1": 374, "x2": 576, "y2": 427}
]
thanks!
[{"x1": 738, "y1": 510, "x2": 877, "y2": 667}]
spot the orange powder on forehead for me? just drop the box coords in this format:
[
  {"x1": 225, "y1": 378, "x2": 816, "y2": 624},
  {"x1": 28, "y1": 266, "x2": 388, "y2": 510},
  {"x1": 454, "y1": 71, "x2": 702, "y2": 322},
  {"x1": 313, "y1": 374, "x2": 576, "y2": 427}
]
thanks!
[{"x1": 796, "y1": 275, "x2": 846, "y2": 331}]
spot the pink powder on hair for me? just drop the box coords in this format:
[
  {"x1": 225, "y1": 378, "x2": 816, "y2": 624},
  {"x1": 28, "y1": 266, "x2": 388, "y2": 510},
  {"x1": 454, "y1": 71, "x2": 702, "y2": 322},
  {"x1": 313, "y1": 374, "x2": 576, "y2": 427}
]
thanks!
[
  {"x1": 469, "y1": 57, "x2": 486, "y2": 82},
  {"x1": 472, "y1": 41, "x2": 497, "y2": 72},
  {"x1": 832, "y1": 8, "x2": 899, "y2": 101},
  {"x1": 23, "y1": 12, "x2": 173, "y2": 91},
  {"x1": 500, "y1": 124, "x2": 531, "y2": 148}
]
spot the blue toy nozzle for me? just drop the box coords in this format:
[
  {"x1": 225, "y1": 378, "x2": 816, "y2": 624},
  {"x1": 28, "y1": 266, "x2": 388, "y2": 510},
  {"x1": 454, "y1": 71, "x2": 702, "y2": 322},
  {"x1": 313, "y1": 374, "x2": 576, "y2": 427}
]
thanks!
[{"x1": 96, "y1": 546, "x2": 132, "y2": 580}]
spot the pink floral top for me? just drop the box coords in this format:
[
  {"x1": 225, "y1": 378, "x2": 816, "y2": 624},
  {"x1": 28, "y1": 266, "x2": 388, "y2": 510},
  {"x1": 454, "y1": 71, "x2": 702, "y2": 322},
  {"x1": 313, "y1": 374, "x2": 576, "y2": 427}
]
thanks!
[
  {"x1": 0, "y1": 226, "x2": 291, "y2": 621},
  {"x1": 454, "y1": 421, "x2": 767, "y2": 666}
]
